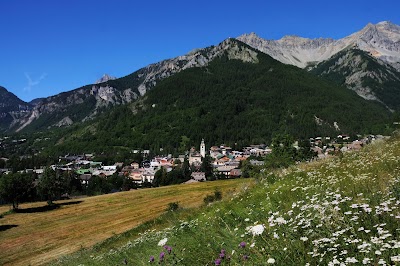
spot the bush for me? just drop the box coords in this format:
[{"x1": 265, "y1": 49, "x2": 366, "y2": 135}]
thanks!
[
  {"x1": 203, "y1": 190, "x2": 222, "y2": 204},
  {"x1": 167, "y1": 202, "x2": 180, "y2": 212}
]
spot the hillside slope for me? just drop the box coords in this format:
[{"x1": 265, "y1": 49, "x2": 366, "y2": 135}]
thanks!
[
  {"x1": 311, "y1": 49, "x2": 400, "y2": 110},
  {"x1": 49, "y1": 40, "x2": 392, "y2": 155},
  {"x1": 55, "y1": 134, "x2": 400, "y2": 265}
]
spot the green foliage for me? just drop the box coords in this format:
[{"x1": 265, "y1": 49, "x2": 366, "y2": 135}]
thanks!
[
  {"x1": 167, "y1": 202, "x2": 180, "y2": 212},
  {"x1": 153, "y1": 163, "x2": 192, "y2": 187},
  {"x1": 203, "y1": 190, "x2": 223, "y2": 204},
  {"x1": 200, "y1": 155, "x2": 214, "y2": 180},
  {"x1": 37, "y1": 167, "x2": 67, "y2": 205},
  {"x1": 0, "y1": 172, "x2": 34, "y2": 209},
  {"x1": 265, "y1": 134, "x2": 316, "y2": 168}
]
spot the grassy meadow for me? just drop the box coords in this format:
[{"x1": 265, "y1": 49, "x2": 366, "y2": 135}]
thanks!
[
  {"x1": 0, "y1": 178, "x2": 252, "y2": 266},
  {"x1": 53, "y1": 136, "x2": 400, "y2": 265}
]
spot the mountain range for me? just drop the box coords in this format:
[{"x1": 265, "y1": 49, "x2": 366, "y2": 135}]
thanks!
[
  {"x1": 1, "y1": 21, "x2": 400, "y2": 151},
  {"x1": 237, "y1": 21, "x2": 400, "y2": 70}
]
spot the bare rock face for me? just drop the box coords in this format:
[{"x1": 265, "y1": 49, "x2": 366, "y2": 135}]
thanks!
[
  {"x1": 237, "y1": 21, "x2": 400, "y2": 70},
  {"x1": 96, "y1": 74, "x2": 116, "y2": 84},
  {"x1": 54, "y1": 117, "x2": 73, "y2": 127}
]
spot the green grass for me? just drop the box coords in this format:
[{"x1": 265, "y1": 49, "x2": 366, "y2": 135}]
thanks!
[{"x1": 53, "y1": 135, "x2": 400, "y2": 265}]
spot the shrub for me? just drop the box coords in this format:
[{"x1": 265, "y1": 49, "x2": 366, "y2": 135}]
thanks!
[
  {"x1": 167, "y1": 202, "x2": 179, "y2": 212},
  {"x1": 203, "y1": 190, "x2": 222, "y2": 204}
]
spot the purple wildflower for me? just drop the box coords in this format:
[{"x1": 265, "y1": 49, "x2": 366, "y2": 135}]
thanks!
[
  {"x1": 159, "y1": 252, "x2": 165, "y2": 262},
  {"x1": 219, "y1": 252, "x2": 225, "y2": 259},
  {"x1": 164, "y1": 245, "x2": 172, "y2": 254},
  {"x1": 215, "y1": 258, "x2": 222, "y2": 265},
  {"x1": 239, "y1": 241, "x2": 246, "y2": 248},
  {"x1": 149, "y1": 256, "x2": 155, "y2": 263}
]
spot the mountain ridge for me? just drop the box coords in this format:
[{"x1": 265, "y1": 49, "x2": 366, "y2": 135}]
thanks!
[{"x1": 237, "y1": 21, "x2": 400, "y2": 70}]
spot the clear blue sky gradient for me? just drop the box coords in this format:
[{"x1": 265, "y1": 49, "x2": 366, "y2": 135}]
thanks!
[{"x1": 1, "y1": 0, "x2": 399, "y2": 102}]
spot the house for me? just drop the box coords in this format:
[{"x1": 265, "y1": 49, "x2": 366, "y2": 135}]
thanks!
[
  {"x1": 189, "y1": 152, "x2": 202, "y2": 165},
  {"x1": 213, "y1": 155, "x2": 230, "y2": 166},
  {"x1": 141, "y1": 169, "x2": 155, "y2": 183},
  {"x1": 209, "y1": 146, "x2": 222, "y2": 158},
  {"x1": 348, "y1": 140, "x2": 363, "y2": 151},
  {"x1": 230, "y1": 169, "x2": 242, "y2": 178},
  {"x1": 221, "y1": 146, "x2": 232, "y2": 155},
  {"x1": 191, "y1": 172, "x2": 206, "y2": 181},
  {"x1": 234, "y1": 155, "x2": 249, "y2": 162},
  {"x1": 216, "y1": 165, "x2": 237, "y2": 177},
  {"x1": 129, "y1": 169, "x2": 144, "y2": 183}
]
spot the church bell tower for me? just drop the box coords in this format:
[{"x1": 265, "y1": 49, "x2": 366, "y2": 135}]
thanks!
[{"x1": 200, "y1": 139, "x2": 206, "y2": 158}]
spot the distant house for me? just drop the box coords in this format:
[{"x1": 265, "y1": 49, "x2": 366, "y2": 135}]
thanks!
[
  {"x1": 191, "y1": 172, "x2": 206, "y2": 181},
  {"x1": 216, "y1": 165, "x2": 237, "y2": 177},
  {"x1": 348, "y1": 140, "x2": 363, "y2": 151},
  {"x1": 129, "y1": 169, "x2": 143, "y2": 183},
  {"x1": 230, "y1": 169, "x2": 242, "y2": 178},
  {"x1": 234, "y1": 155, "x2": 249, "y2": 162},
  {"x1": 142, "y1": 169, "x2": 155, "y2": 183},
  {"x1": 189, "y1": 152, "x2": 202, "y2": 165}
]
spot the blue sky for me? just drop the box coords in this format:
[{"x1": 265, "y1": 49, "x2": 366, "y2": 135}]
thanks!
[{"x1": 1, "y1": 0, "x2": 399, "y2": 102}]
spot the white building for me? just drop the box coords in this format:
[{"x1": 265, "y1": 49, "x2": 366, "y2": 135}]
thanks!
[{"x1": 200, "y1": 139, "x2": 206, "y2": 158}]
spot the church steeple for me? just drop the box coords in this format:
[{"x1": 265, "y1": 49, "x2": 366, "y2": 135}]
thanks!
[{"x1": 200, "y1": 139, "x2": 206, "y2": 158}]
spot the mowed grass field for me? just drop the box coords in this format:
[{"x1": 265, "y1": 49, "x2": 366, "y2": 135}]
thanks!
[{"x1": 0, "y1": 178, "x2": 253, "y2": 266}]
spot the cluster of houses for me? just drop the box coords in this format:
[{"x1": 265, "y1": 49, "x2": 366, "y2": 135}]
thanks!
[
  {"x1": 38, "y1": 139, "x2": 275, "y2": 186},
  {"x1": 309, "y1": 134, "x2": 386, "y2": 159},
  {"x1": 51, "y1": 139, "x2": 271, "y2": 186},
  {"x1": 0, "y1": 135, "x2": 387, "y2": 188}
]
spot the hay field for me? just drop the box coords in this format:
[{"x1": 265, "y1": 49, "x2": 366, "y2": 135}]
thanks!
[{"x1": 0, "y1": 178, "x2": 252, "y2": 265}]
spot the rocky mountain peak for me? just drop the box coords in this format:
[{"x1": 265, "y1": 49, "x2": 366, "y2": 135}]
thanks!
[{"x1": 96, "y1": 74, "x2": 116, "y2": 84}]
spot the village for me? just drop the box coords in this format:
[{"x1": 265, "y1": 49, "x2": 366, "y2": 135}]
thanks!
[{"x1": 0, "y1": 134, "x2": 386, "y2": 189}]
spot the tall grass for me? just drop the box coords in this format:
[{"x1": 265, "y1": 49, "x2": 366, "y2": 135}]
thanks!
[{"x1": 54, "y1": 137, "x2": 400, "y2": 265}]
